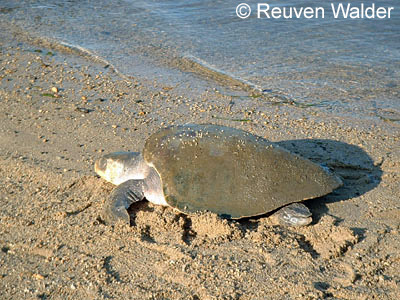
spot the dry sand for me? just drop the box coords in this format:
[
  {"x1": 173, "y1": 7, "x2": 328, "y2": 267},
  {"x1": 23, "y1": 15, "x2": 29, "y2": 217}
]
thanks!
[{"x1": 0, "y1": 32, "x2": 399, "y2": 299}]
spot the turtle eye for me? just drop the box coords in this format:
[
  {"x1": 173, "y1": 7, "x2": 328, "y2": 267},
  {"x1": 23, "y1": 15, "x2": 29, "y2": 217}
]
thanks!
[{"x1": 95, "y1": 157, "x2": 108, "y2": 172}]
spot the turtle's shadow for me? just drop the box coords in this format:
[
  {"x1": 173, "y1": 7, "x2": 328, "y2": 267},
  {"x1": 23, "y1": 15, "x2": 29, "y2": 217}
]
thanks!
[{"x1": 275, "y1": 139, "x2": 382, "y2": 223}]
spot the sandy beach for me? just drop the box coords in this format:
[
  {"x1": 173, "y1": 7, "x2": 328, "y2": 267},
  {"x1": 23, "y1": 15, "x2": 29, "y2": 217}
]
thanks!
[{"x1": 0, "y1": 28, "x2": 399, "y2": 299}]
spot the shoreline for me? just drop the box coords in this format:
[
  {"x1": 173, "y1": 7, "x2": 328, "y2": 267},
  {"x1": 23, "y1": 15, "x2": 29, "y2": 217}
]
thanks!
[{"x1": 0, "y1": 31, "x2": 399, "y2": 299}]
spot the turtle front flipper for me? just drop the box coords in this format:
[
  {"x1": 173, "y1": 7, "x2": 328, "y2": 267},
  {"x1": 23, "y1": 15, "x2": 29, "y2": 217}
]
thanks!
[
  {"x1": 103, "y1": 179, "x2": 145, "y2": 225},
  {"x1": 269, "y1": 203, "x2": 312, "y2": 227}
]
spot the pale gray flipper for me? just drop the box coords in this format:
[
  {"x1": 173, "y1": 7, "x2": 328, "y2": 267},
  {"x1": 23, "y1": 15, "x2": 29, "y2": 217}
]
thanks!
[
  {"x1": 103, "y1": 179, "x2": 145, "y2": 225},
  {"x1": 270, "y1": 203, "x2": 312, "y2": 226}
]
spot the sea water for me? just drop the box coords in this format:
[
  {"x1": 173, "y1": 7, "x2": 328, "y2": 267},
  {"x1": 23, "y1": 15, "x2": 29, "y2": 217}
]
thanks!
[{"x1": 1, "y1": 0, "x2": 399, "y2": 122}]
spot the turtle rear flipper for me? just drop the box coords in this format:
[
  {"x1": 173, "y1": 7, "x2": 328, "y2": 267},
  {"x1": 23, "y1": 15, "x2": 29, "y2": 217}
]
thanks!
[
  {"x1": 103, "y1": 180, "x2": 145, "y2": 225},
  {"x1": 269, "y1": 203, "x2": 312, "y2": 226}
]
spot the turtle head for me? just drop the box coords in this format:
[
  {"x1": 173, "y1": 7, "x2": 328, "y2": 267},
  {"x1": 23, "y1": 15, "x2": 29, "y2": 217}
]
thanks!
[{"x1": 95, "y1": 152, "x2": 149, "y2": 185}]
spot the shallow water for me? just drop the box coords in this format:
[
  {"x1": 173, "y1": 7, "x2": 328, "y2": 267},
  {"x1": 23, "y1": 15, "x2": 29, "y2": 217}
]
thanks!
[{"x1": 1, "y1": 0, "x2": 399, "y2": 121}]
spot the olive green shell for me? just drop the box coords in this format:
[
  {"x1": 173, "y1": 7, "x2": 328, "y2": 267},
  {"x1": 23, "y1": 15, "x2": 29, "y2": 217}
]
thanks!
[{"x1": 143, "y1": 124, "x2": 341, "y2": 218}]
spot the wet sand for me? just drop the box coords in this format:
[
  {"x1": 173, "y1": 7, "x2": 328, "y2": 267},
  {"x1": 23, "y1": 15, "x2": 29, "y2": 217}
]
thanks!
[{"x1": 0, "y1": 31, "x2": 399, "y2": 299}]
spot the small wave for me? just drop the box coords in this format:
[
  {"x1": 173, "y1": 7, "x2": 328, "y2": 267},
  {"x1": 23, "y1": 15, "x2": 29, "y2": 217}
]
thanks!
[
  {"x1": 57, "y1": 41, "x2": 131, "y2": 81},
  {"x1": 2, "y1": 21, "x2": 132, "y2": 82},
  {"x1": 178, "y1": 54, "x2": 262, "y2": 92}
]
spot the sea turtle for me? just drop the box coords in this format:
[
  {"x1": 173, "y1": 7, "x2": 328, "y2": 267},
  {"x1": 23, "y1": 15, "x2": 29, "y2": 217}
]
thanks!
[{"x1": 95, "y1": 124, "x2": 342, "y2": 226}]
